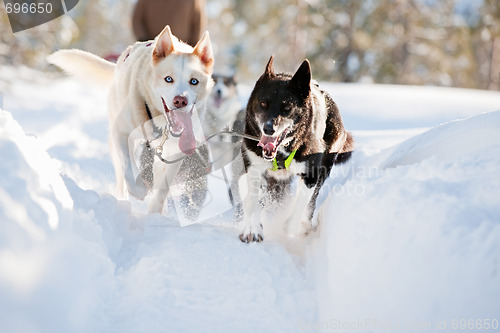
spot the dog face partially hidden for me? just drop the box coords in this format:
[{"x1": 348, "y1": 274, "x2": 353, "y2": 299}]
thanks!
[
  {"x1": 149, "y1": 26, "x2": 214, "y2": 155},
  {"x1": 205, "y1": 73, "x2": 242, "y2": 135},
  {"x1": 246, "y1": 56, "x2": 313, "y2": 160},
  {"x1": 211, "y1": 74, "x2": 238, "y2": 108}
]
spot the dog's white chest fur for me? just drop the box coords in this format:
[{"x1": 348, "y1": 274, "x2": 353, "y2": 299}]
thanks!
[{"x1": 240, "y1": 148, "x2": 313, "y2": 239}]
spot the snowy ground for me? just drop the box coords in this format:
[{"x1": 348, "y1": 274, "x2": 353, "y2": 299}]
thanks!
[{"x1": 1, "y1": 65, "x2": 500, "y2": 332}]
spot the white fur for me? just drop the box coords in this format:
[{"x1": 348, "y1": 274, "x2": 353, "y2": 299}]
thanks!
[
  {"x1": 240, "y1": 148, "x2": 315, "y2": 240},
  {"x1": 48, "y1": 49, "x2": 115, "y2": 87},
  {"x1": 49, "y1": 26, "x2": 214, "y2": 214},
  {"x1": 310, "y1": 85, "x2": 328, "y2": 143}
]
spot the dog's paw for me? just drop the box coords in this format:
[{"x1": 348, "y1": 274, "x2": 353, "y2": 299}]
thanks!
[
  {"x1": 239, "y1": 232, "x2": 264, "y2": 243},
  {"x1": 240, "y1": 219, "x2": 263, "y2": 243}
]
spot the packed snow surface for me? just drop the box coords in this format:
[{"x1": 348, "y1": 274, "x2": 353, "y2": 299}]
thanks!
[{"x1": 1, "y1": 67, "x2": 499, "y2": 332}]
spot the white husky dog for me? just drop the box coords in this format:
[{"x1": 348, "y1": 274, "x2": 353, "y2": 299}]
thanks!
[{"x1": 49, "y1": 26, "x2": 214, "y2": 214}]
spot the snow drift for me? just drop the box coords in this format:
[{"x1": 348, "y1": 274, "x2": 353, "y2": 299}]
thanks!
[{"x1": 313, "y1": 111, "x2": 500, "y2": 331}]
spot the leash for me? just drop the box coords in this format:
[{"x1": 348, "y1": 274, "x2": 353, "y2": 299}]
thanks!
[
  {"x1": 142, "y1": 104, "x2": 300, "y2": 169},
  {"x1": 152, "y1": 126, "x2": 187, "y2": 164},
  {"x1": 137, "y1": 101, "x2": 302, "y2": 216},
  {"x1": 150, "y1": 126, "x2": 260, "y2": 165},
  {"x1": 203, "y1": 129, "x2": 260, "y2": 143}
]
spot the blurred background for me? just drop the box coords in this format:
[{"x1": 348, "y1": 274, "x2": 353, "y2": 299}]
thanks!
[{"x1": 0, "y1": 0, "x2": 499, "y2": 90}]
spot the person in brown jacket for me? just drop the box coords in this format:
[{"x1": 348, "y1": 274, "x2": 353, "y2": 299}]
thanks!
[{"x1": 132, "y1": 0, "x2": 206, "y2": 46}]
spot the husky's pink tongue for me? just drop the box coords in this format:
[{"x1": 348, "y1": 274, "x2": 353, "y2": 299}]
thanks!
[{"x1": 170, "y1": 110, "x2": 196, "y2": 156}]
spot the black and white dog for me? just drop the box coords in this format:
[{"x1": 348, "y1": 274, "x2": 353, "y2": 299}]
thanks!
[{"x1": 239, "y1": 56, "x2": 354, "y2": 242}]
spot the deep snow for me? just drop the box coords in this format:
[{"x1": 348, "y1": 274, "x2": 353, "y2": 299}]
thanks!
[
  {"x1": 313, "y1": 111, "x2": 500, "y2": 331},
  {"x1": 1, "y1": 66, "x2": 500, "y2": 332}
]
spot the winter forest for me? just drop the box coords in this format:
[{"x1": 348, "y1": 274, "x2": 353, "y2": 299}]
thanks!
[{"x1": 1, "y1": 0, "x2": 500, "y2": 90}]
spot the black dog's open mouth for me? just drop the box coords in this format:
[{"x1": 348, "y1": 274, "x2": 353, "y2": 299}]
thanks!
[{"x1": 257, "y1": 127, "x2": 291, "y2": 160}]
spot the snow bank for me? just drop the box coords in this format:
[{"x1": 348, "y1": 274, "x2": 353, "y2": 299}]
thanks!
[
  {"x1": 3, "y1": 74, "x2": 113, "y2": 193},
  {"x1": 0, "y1": 109, "x2": 112, "y2": 333},
  {"x1": 0, "y1": 109, "x2": 72, "y2": 230},
  {"x1": 313, "y1": 111, "x2": 500, "y2": 331}
]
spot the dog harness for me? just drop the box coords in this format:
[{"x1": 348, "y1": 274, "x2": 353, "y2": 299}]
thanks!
[{"x1": 270, "y1": 149, "x2": 297, "y2": 171}]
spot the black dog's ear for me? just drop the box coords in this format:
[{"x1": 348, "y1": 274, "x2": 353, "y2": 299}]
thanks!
[
  {"x1": 290, "y1": 59, "x2": 311, "y2": 100},
  {"x1": 263, "y1": 55, "x2": 276, "y2": 78}
]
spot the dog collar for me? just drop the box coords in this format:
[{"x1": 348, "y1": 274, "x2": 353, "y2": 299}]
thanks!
[{"x1": 270, "y1": 149, "x2": 297, "y2": 171}]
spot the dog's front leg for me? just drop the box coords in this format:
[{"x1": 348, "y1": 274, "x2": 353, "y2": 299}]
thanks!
[
  {"x1": 285, "y1": 178, "x2": 317, "y2": 236},
  {"x1": 148, "y1": 188, "x2": 169, "y2": 214},
  {"x1": 239, "y1": 166, "x2": 264, "y2": 242},
  {"x1": 109, "y1": 130, "x2": 129, "y2": 199},
  {"x1": 111, "y1": 126, "x2": 149, "y2": 200},
  {"x1": 147, "y1": 161, "x2": 183, "y2": 214},
  {"x1": 147, "y1": 160, "x2": 169, "y2": 214}
]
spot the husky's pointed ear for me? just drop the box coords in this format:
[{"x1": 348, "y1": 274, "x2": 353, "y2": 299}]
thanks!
[
  {"x1": 231, "y1": 74, "x2": 238, "y2": 84},
  {"x1": 153, "y1": 25, "x2": 175, "y2": 62},
  {"x1": 193, "y1": 31, "x2": 214, "y2": 73},
  {"x1": 290, "y1": 59, "x2": 311, "y2": 100},
  {"x1": 263, "y1": 55, "x2": 276, "y2": 78}
]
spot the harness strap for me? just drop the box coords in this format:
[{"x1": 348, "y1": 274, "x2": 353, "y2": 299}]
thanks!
[
  {"x1": 270, "y1": 149, "x2": 297, "y2": 171},
  {"x1": 141, "y1": 102, "x2": 184, "y2": 164},
  {"x1": 145, "y1": 102, "x2": 153, "y2": 120}
]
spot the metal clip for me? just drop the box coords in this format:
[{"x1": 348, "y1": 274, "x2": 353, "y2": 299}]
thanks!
[{"x1": 155, "y1": 127, "x2": 170, "y2": 156}]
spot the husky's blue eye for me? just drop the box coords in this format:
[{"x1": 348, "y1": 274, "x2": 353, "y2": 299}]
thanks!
[
  {"x1": 190, "y1": 78, "x2": 199, "y2": 85},
  {"x1": 165, "y1": 76, "x2": 173, "y2": 83}
]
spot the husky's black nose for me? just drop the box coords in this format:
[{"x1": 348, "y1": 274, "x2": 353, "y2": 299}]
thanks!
[
  {"x1": 173, "y1": 96, "x2": 188, "y2": 108},
  {"x1": 263, "y1": 120, "x2": 275, "y2": 135}
]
